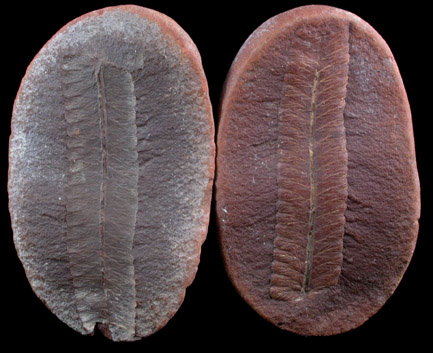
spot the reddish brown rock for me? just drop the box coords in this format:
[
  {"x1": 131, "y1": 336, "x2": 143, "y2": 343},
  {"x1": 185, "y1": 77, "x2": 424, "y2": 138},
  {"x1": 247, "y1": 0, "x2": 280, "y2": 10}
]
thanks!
[
  {"x1": 8, "y1": 5, "x2": 214, "y2": 341},
  {"x1": 215, "y1": 5, "x2": 420, "y2": 335}
]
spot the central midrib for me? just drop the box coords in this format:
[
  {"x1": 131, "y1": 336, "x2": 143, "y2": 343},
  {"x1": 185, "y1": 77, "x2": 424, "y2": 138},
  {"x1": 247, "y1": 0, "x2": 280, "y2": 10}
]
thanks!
[
  {"x1": 302, "y1": 68, "x2": 320, "y2": 293},
  {"x1": 96, "y1": 62, "x2": 109, "y2": 318}
]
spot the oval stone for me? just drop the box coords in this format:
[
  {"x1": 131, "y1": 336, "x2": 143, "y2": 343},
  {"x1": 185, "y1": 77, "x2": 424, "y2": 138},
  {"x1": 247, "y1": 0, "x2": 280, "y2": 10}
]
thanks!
[
  {"x1": 215, "y1": 5, "x2": 420, "y2": 335},
  {"x1": 8, "y1": 5, "x2": 214, "y2": 341}
]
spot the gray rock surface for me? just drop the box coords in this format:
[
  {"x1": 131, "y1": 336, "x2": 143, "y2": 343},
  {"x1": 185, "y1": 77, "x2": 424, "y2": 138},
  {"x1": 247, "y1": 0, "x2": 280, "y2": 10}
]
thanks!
[{"x1": 9, "y1": 5, "x2": 214, "y2": 341}]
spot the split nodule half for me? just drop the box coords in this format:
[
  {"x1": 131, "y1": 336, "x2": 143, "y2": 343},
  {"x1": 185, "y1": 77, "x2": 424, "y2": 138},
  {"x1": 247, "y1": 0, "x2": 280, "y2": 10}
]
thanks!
[
  {"x1": 8, "y1": 6, "x2": 215, "y2": 341},
  {"x1": 215, "y1": 5, "x2": 420, "y2": 335}
]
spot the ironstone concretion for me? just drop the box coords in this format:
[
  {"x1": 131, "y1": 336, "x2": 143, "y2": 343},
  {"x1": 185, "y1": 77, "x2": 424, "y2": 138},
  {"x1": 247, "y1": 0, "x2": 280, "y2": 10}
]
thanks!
[
  {"x1": 8, "y1": 5, "x2": 215, "y2": 341},
  {"x1": 215, "y1": 5, "x2": 420, "y2": 335}
]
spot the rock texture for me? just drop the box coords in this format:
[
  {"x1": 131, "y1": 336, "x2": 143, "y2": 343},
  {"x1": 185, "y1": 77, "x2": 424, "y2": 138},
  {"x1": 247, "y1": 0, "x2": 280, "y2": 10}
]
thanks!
[
  {"x1": 9, "y1": 5, "x2": 214, "y2": 341},
  {"x1": 216, "y1": 5, "x2": 420, "y2": 335}
]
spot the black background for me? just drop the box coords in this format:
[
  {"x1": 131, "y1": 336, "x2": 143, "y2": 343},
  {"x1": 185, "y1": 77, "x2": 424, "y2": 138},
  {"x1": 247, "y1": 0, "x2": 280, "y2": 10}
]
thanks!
[{"x1": 2, "y1": 0, "x2": 430, "y2": 350}]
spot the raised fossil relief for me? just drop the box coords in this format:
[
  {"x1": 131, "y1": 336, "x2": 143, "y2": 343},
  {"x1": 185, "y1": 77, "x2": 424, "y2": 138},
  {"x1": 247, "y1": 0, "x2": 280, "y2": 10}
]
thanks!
[
  {"x1": 9, "y1": 6, "x2": 214, "y2": 341},
  {"x1": 216, "y1": 5, "x2": 420, "y2": 335},
  {"x1": 62, "y1": 54, "x2": 139, "y2": 334},
  {"x1": 271, "y1": 22, "x2": 349, "y2": 298}
]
